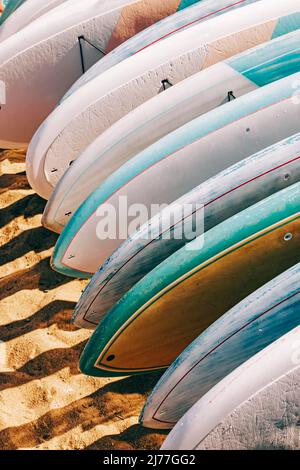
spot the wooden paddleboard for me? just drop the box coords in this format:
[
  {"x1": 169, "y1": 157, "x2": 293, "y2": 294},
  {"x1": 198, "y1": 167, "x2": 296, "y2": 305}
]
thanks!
[
  {"x1": 79, "y1": 182, "x2": 300, "y2": 377},
  {"x1": 162, "y1": 327, "x2": 300, "y2": 450},
  {"x1": 42, "y1": 29, "x2": 300, "y2": 234},
  {"x1": 52, "y1": 73, "x2": 300, "y2": 278},
  {"x1": 141, "y1": 262, "x2": 300, "y2": 429},
  {"x1": 26, "y1": 0, "x2": 299, "y2": 198},
  {"x1": 72, "y1": 133, "x2": 300, "y2": 329}
]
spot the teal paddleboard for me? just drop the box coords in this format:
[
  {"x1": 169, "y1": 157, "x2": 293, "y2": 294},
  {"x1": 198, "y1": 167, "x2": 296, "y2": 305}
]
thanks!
[{"x1": 79, "y1": 182, "x2": 300, "y2": 377}]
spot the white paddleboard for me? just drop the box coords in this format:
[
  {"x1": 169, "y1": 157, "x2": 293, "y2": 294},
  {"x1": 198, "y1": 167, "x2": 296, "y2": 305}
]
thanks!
[
  {"x1": 64, "y1": 0, "x2": 260, "y2": 100},
  {"x1": 162, "y1": 326, "x2": 300, "y2": 450},
  {"x1": 42, "y1": 29, "x2": 300, "y2": 234},
  {"x1": 26, "y1": 0, "x2": 299, "y2": 199},
  {"x1": 0, "y1": 0, "x2": 26, "y2": 24}
]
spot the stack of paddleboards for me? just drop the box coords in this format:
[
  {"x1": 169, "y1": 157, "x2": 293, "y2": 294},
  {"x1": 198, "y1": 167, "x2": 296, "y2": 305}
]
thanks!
[{"x1": 1, "y1": 0, "x2": 300, "y2": 450}]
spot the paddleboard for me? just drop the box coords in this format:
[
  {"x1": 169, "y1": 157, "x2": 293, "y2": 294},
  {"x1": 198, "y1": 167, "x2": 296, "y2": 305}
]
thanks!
[
  {"x1": 52, "y1": 73, "x2": 300, "y2": 278},
  {"x1": 141, "y1": 262, "x2": 300, "y2": 429},
  {"x1": 197, "y1": 368, "x2": 300, "y2": 449},
  {"x1": 161, "y1": 326, "x2": 300, "y2": 450},
  {"x1": 0, "y1": 0, "x2": 67, "y2": 41},
  {"x1": 0, "y1": 0, "x2": 26, "y2": 25},
  {"x1": 79, "y1": 182, "x2": 300, "y2": 377},
  {"x1": 64, "y1": 0, "x2": 260, "y2": 101},
  {"x1": 42, "y1": 29, "x2": 300, "y2": 234},
  {"x1": 26, "y1": 0, "x2": 299, "y2": 199},
  {"x1": 0, "y1": 0, "x2": 199, "y2": 149},
  {"x1": 73, "y1": 134, "x2": 300, "y2": 329}
]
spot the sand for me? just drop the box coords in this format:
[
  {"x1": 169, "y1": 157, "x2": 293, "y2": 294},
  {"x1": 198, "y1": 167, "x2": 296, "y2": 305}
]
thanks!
[{"x1": 0, "y1": 149, "x2": 167, "y2": 450}]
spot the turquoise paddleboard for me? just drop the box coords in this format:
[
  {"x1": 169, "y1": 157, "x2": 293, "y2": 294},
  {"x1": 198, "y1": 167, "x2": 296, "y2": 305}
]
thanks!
[{"x1": 141, "y1": 262, "x2": 300, "y2": 429}]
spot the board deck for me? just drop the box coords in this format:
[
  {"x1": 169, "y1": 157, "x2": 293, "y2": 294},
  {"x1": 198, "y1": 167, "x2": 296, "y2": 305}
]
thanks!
[
  {"x1": 42, "y1": 29, "x2": 300, "y2": 234},
  {"x1": 72, "y1": 133, "x2": 300, "y2": 329},
  {"x1": 0, "y1": 0, "x2": 26, "y2": 25},
  {"x1": 141, "y1": 263, "x2": 300, "y2": 429},
  {"x1": 0, "y1": 0, "x2": 67, "y2": 42},
  {"x1": 79, "y1": 182, "x2": 300, "y2": 377},
  {"x1": 25, "y1": 0, "x2": 299, "y2": 199},
  {"x1": 161, "y1": 327, "x2": 300, "y2": 450},
  {"x1": 0, "y1": 0, "x2": 198, "y2": 149},
  {"x1": 64, "y1": 0, "x2": 259, "y2": 100},
  {"x1": 51, "y1": 73, "x2": 300, "y2": 278}
]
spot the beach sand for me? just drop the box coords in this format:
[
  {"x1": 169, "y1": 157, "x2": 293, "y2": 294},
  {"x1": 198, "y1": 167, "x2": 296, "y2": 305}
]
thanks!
[{"x1": 0, "y1": 149, "x2": 167, "y2": 450}]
